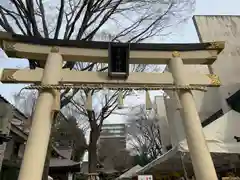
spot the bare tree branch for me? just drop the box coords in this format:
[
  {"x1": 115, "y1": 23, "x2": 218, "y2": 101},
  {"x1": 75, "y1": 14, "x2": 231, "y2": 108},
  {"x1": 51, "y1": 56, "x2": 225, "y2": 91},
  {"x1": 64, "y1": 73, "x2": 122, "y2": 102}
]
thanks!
[
  {"x1": 26, "y1": 0, "x2": 42, "y2": 36},
  {"x1": 0, "y1": 0, "x2": 195, "y2": 173},
  {"x1": 127, "y1": 106, "x2": 162, "y2": 162},
  {"x1": 36, "y1": 0, "x2": 49, "y2": 37}
]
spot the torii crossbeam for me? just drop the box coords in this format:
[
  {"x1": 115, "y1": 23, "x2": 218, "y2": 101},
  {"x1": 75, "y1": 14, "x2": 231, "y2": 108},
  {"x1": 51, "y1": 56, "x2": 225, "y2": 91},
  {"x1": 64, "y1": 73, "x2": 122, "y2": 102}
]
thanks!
[
  {"x1": 0, "y1": 31, "x2": 224, "y2": 180},
  {"x1": 0, "y1": 31, "x2": 222, "y2": 65},
  {"x1": 0, "y1": 69, "x2": 220, "y2": 88}
]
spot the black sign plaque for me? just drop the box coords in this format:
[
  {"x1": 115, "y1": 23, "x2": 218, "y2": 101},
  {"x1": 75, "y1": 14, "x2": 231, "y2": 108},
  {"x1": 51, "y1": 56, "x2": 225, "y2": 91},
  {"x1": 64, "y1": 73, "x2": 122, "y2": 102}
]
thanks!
[{"x1": 108, "y1": 43, "x2": 129, "y2": 79}]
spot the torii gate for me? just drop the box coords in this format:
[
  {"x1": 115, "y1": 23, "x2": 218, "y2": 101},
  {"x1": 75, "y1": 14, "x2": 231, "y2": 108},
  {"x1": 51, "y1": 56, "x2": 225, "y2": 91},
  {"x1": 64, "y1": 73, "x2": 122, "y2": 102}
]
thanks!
[{"x1": 0, "y1": 31, "x2": 224, "y2": 180}]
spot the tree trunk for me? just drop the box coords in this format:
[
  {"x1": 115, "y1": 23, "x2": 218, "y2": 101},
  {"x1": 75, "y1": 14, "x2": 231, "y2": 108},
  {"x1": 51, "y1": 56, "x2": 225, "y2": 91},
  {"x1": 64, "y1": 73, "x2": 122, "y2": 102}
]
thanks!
[
  {"x1": 88, "y1": 129, "x2": 98, "y2": 174},
  {"x1": 42, "y1": 112, "x2": 57, "y2": 180},
  {"x1": 42, "y1": 139, "x2": 52, "y2": 180}
]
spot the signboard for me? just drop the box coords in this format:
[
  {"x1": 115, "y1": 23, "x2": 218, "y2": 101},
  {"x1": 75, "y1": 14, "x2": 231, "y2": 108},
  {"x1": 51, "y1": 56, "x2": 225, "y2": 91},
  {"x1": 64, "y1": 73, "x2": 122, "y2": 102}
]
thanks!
[{"x1": 138, "y1": 175, "x2": 153, "y2": 180}]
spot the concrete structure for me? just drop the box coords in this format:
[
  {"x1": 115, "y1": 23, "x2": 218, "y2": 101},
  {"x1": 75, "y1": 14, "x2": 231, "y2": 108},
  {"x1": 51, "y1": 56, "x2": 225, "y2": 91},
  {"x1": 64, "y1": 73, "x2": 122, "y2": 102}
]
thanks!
[
  {"x1": 136, "y1": 15, "x2": 240, "y2": 179},
  {"x1": 162, "y1": 15, "x2": 240, "y2": 148},
  {"x1": 193, "y1": 15, "x2": 240, "y2": 114}
]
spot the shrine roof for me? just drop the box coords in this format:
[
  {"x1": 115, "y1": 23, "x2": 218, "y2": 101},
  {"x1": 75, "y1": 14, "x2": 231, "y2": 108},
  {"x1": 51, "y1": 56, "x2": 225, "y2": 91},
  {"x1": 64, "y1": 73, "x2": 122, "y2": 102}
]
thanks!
[{"x1": 49, "y1": 158, "x2": 81, "y2": 172}]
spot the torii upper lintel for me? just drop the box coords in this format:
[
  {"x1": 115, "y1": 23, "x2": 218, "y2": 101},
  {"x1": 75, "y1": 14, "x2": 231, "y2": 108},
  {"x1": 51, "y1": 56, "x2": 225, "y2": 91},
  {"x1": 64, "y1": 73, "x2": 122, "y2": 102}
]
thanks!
[{"x1": 0, "y1": 31, "x2": 224, "y2": 65}]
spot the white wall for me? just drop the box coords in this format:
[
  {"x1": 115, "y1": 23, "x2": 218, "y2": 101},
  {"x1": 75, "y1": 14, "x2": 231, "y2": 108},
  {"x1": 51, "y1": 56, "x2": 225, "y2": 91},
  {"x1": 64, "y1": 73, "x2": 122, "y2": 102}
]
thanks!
[
  {"x1": 163, "y1": 15, "x2": 240, "y2": 147},
  {"x1": 193, "y1": 15, "x2": 240, "y2": 113}
]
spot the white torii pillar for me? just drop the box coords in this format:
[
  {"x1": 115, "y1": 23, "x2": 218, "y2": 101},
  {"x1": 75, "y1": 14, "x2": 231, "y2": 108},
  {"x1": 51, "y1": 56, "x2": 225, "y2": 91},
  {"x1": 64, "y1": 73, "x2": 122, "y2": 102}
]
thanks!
[
  {"x1": 18, "y1": 48, "x2": 62, "y2": 180},
  {"x1": 169, "y1": 51, "x2": 218, "y2": 180}
]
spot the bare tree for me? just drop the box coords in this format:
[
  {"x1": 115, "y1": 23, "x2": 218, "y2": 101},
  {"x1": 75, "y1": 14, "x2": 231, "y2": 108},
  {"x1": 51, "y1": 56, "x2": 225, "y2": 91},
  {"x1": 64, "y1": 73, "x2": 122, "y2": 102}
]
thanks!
[
  {"x1": 127, "y1": 105, "x2": 162, "y2": 166},
  {"x1": 0, "y1": 0, "x2": 195, "y2": 174}
]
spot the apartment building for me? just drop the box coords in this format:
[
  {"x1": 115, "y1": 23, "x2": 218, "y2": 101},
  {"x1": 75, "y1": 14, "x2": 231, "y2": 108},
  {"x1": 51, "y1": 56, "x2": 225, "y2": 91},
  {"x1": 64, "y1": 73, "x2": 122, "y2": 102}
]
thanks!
[
  {"x1": 99, "y1": 124, "x2": 126, "y2": 151},
  {"x1": 98, "y1": 124, "x2": 127, "y2": 171}
]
